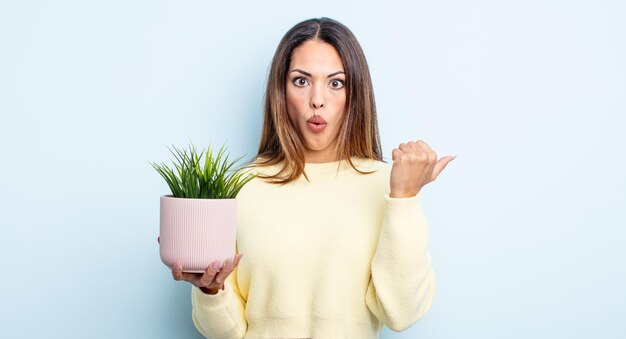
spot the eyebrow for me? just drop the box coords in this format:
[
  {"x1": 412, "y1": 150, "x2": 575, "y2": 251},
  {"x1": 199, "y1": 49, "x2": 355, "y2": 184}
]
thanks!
[{"x1": 289, "y1": 69, "x2": 345, "y2": 78}]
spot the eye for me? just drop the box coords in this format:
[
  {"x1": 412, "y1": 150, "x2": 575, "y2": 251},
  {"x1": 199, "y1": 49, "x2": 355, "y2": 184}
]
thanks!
[
  {"x1": 293, "y1": 77, "x2": 309, "y2": 87},
  {"x1": 330, "y1": 79, "x2": 345, "y2": 89}
]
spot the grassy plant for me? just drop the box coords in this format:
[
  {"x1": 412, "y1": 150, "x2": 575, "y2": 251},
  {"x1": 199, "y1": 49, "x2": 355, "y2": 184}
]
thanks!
[{"x1": 149, "y1": 142, "x2": 257, "y2": 199}]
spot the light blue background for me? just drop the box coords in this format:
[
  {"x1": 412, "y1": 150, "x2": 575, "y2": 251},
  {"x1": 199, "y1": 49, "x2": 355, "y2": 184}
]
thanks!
[{"x1": 1, "y1": 0, "x2": 624, "y2": 338}]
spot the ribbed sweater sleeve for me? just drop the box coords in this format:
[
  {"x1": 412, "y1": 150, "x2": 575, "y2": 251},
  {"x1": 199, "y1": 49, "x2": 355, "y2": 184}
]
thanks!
[
  {"x1": 191, "y1": 263, "x2": 247, "y2": 338},
  {"x1": 365, "y1": 192, "x2": 436, "y2": 331}
]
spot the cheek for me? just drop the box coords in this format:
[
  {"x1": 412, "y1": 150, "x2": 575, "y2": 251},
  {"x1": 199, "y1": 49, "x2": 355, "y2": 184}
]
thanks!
[
  {"x1": 285, "y1": 91, "x2": 303, "y2": 125},
  {"x1": 286, "y1": 93, "x2": 308, "y2": 116},
  {"x1": 285, "y1": 89, "x2": 297, "y2": 122},
  {"x1": 330, "y1": 92, "x2": 347, "y2": 117},
  {"x1": 329, "y1": 88, "x2": 346, "y2": 103}
]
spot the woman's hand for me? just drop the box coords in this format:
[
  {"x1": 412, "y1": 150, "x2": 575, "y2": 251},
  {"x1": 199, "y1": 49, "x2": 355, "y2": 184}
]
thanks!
[
  {"x1": 390, "y1": 140, "x2": 455, "y2": 198},
  {"x1": 170, "y1": 253, "x2": 244, "y2": 295}
]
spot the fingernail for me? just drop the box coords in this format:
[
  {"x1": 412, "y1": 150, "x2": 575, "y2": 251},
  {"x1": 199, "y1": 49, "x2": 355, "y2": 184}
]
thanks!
[
  {"x1": 211, "y1": 261, "x2": 221, "y2": 270},
  {"x1": 225, "y1": 258, "x2": 232, "y2": 268},
  {"x1": 173, "y1": 263, "x2": 181, "y2": 271},
  {"x1": 237, "y1": 253, "x2": 244, "y2": 261}
]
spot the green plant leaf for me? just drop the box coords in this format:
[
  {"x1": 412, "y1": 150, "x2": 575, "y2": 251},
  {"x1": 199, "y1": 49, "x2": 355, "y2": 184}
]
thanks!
[{"x1": 151, "y1": 142, "x2": 258, "y2": 199}]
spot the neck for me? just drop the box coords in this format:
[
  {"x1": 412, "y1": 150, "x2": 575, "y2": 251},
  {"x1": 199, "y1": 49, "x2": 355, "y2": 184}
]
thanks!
[
  {"x1": 303, "y1": 142, "x2": 342, "y2": 164},
  {"x1": 304, "y1": 155, "x2": 345, "y2": 164}
]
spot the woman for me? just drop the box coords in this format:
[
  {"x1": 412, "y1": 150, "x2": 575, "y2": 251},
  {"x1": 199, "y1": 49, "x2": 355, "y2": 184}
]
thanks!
[{"x1": 171, "y1": 17, "x2": 455, "y2": 338}]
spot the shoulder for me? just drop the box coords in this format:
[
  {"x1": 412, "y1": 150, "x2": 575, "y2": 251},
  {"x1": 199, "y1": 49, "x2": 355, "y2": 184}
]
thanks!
[
  {"x1": 351, "y1": 156, "x2": 392, "y2": 173},
  {"x1": 233, "y1": 156, "x2": 287, "y2": 182},
  {"x1": 346, "y1": 157, "x2": 392, "y2": 192},
  {"x1": 235, "y1": 156, "x2": 276, "y2": 172},
  {"x1": 344, "y1": 157, "x2": 393, "y2": 199}
]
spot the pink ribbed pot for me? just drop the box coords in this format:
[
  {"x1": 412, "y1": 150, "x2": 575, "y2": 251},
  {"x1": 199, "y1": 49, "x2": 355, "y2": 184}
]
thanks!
[{"x1": 159, "y1": 195, "x2": 237, "y2": 273}]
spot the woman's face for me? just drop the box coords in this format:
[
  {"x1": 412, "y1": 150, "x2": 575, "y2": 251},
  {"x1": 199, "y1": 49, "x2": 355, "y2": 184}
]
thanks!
[{"x1": 286, "y1": 39, "x2": 346, "y2": 163}]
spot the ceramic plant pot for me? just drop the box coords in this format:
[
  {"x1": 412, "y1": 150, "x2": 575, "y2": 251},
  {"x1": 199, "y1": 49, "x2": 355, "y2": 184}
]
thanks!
[{"x1": 159, "y1": 195, "x2": 236, "y2": 273}]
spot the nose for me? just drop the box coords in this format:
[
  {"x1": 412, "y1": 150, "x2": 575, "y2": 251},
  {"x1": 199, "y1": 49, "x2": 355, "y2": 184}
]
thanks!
[{"x1": 310, "y1": 83, "x2": 325, "y2": 109}]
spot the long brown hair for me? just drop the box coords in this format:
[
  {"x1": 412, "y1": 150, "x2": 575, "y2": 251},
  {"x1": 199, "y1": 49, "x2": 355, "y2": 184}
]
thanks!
[{"x1": 250, "y1": 17, "x2": 384, "y2": 184}]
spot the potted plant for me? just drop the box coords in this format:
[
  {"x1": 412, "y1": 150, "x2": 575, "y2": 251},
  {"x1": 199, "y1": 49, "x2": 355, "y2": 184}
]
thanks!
[{"x1": 150, "y1": 142, "x2": 257, "y2": 273}]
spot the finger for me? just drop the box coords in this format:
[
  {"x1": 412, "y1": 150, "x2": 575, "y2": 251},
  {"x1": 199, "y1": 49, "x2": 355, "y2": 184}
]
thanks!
[
  {"x1": 416, "y1": 140, "x2": 437, "y2": 159},
  {"x1": 416, "y1": 139, "x2": 431, "y2": 150},
  {"x1": 405, "y1": 140, "x2": 418, "y2": 149},
  {"x1": 172, "y1": 262, "x2": 184, "y2": 281},
  {"x1": 392, "y1": 148, "x2": 402, "y2": 162},
  {"x1": 431, "y1": 155, "x2": 455, "y2": 181},
  {"x1": 408, "y1": 141, "x2": 431, "y2": 161},
  {"x1": 233, "y1": 252, "x2": 244, "y2": 266},
  {"x1": 171, "y1": 262, "x2": 205, "y2": 285},
  {"x1": 398, "y1": 142, "x2": 411, "y2": 153},
  {"x1": 172, "y1": 262, "x2": 190, "y2": 282},
  {"x1": 403, "y1": 142, "x2": 424, "y2": 158},
  {"x1": 199, "y1": 260, "x2": 223, "y2": 287},
  {"x1": 213, "y1": 258, "x2": 233, "y2": 285},
  {"x1": 223, "y1": 253, "x2": 243, "y2": 276}
]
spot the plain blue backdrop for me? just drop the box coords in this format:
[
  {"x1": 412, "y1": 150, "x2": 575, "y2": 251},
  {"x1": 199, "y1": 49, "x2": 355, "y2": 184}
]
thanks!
[{"x1": 1, "y1": 0, "x2": 625, "y2": 338}]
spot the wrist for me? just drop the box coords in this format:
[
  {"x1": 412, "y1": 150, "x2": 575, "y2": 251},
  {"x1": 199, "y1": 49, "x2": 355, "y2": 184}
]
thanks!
[
  {"x1": 199, "y1": 285, "x2": 223, "y2": 295},
  {"x1": 389, "y1": 191, "x2": 419, "y2": 198}
]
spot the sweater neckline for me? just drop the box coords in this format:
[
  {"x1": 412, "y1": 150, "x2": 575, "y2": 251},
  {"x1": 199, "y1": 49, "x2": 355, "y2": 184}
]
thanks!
[{"x1": 303, "y1": 156, "x2": 370, "y2": 176}]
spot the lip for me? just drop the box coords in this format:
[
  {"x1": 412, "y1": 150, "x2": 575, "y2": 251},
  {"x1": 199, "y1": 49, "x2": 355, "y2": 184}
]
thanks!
[
  {"x1": 307, "y1": 122, "x2": 327, "y2": 134},
  {"x1": 306, "y1": 115, "x2": 327, "y2": 134},
  {"x1": 307, "y1": 115, "x2": 327, "y2": 124}
]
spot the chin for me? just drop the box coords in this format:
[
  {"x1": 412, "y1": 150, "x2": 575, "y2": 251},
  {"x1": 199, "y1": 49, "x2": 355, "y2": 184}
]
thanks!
[{"x1": 304, "y1": 144, "x2": 323, "y2": 151}]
